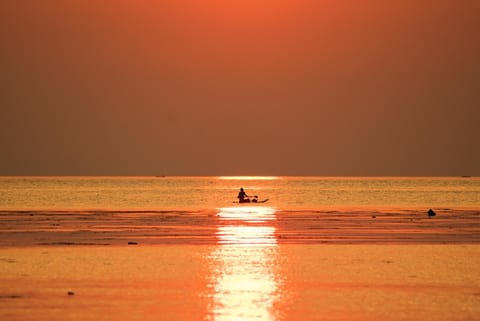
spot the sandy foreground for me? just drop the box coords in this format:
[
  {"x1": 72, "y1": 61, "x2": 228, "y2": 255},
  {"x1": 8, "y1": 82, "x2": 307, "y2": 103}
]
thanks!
[
  {"x1": 1, "y1": 245, "x2": 479, "y2": 321},
  {"x1": 1, "y1": 208, "x2": 479, "y2": 320}
]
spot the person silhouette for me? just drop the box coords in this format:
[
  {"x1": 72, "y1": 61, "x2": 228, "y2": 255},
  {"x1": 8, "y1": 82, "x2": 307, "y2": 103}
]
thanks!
[{"x1": 237, "y1": 187, "x2": 249, "y2": 203}]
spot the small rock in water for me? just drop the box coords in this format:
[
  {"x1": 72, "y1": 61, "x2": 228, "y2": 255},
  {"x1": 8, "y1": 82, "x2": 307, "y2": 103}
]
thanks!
[
  {"x1": 67, "y1": 291, "x2": 75, "y2": 296},
  {"x1": 428, "y1": 209, "x2": 436, "y2": 217},
  {"x1": 128, "y1": 242, "x2": 138, "y2": 245}
]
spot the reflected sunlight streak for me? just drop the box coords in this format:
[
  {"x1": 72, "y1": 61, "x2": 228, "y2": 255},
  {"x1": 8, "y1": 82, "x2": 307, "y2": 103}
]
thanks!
[
  {"x1": 217, "y1": 226, "x2": 276, "y2": 245},
  {"x1": 217, "y1": 206, "x2": 276, "y2": 223},
  {"x1": 210, "y1": 207, "x2": 280, "y2": 321},
  {"x1": 218, "y1": 176, "x2": 280, "y2": 180}
]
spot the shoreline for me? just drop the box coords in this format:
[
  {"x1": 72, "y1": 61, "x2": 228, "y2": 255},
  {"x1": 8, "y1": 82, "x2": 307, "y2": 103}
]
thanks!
[
  {"x1": 0, "y1": 207, "x2": 478, "y2": 247},
  {"x1": 1, "y1": 205, "x2": 479, "y2": 320}
]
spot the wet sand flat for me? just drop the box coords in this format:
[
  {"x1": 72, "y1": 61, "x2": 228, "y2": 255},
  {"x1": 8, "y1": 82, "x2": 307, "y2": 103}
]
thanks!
[
  {"x1": 276, "y1": 245, "x2": 480, "y2": 321},
  {"x1": 0, "y1": 246, "x2": 212, "y2": 321},
  {"x1": 0, "y1": 245, "x2": 479, "y2": 321},
  {"x1": 1, "y1": 207, "x2": 479, "y2": 320},
  {"x1": 0, "y1": 208, "x2": 478, "y2": 246}
]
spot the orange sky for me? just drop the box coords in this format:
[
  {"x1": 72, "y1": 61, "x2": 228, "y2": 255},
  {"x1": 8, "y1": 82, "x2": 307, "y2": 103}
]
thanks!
[{"x1": 1, "y1": 1, "x2": 479, "y2": 175}]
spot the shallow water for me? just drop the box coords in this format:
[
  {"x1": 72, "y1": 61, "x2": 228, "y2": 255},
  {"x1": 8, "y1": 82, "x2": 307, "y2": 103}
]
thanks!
[
  {"x1": 1, "y1": 176, "x2": 479, "y2": 210},
  {"x1": 1, "y1": 244, "x2": 479, "y2": 321},
  {"x1": 1, "y1": 206, "x2": 478, "y2": 247},
  {"x1": 1, "y1": 177, "x2": 479, "y2": 320}
]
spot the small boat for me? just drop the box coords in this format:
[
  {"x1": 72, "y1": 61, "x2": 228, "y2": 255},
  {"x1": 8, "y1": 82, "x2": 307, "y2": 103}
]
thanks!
[{"x1": 234, "y1": 196, "x2": 269, "y2": 204}]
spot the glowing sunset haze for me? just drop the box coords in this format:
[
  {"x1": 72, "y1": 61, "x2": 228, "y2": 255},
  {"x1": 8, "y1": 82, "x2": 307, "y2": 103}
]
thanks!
[
  {"x1": 1, "y1": 2, "x2": 479, "y2": 321},
  {"x1": 1, "y1": 1, "x2": 479, "y2": 176}
]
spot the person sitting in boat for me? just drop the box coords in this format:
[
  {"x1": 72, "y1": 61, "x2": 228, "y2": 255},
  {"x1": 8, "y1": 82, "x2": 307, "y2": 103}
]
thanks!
[{"x1": 238, "y1": 187, "x2": 249, "y2": 203}]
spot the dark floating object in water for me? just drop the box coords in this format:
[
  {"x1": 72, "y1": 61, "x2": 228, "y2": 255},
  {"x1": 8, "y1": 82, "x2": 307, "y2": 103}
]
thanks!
[
  {"x1": 371, "y1": 215, "x2": 376, "y2": 218},
  {"x1": 428, "y1": 209, "x2": 436, "y2": 217},
  {"x1": 67, "y1": 291, "x2": 75, "y2": 296},
  {"x1": 0, "y1": 294, "x2": 23, "y2": 299},
  {"x1": 128, "y1": 242, "x2": 138, "y2": 245}
]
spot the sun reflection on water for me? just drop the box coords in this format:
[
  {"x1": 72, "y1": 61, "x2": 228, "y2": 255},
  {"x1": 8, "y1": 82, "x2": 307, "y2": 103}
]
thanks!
[
  {"x1": 217, "y1": 176, "x2": 280, "y2": 180},
  {"x1": 209, "y1": 206, "x2": 279, "y2": 321}
]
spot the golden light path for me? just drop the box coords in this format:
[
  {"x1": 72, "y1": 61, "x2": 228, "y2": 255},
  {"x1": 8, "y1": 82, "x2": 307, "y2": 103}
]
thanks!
[
  {"x1": 217, "y1": 176, "x2": 280, "y2": 180},
  {"x1": 210, "y1": 206, "x2": 280, "y2": 321}
]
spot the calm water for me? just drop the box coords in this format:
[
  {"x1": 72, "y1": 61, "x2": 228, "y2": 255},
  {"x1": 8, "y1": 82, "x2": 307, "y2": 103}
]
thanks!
[
  {"x1": 0, "y1": 176, "x2": 479, "y2": 210},
  {"x1": 1, "y1": 177, "x2": 479, "y2": 321}
]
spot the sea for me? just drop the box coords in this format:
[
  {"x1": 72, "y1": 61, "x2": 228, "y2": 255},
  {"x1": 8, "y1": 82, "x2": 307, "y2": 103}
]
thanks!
[
  {"x1": 1, "y1": 176, "x2": 479, "y2": 321},
  {"x1": 0, "y1": 176, "x2": 479, "y2": 211}
]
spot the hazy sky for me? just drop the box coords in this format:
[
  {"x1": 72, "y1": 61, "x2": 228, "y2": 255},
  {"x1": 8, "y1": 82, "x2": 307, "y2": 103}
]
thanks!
[{"x1": 1, "y1": 1, "x2": 479, "y2": 176}]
